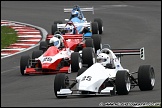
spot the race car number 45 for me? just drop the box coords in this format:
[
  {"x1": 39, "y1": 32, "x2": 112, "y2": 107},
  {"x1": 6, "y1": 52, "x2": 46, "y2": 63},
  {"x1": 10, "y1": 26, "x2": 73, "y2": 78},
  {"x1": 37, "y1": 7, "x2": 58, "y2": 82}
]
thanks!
[{"x1": 81, "y1": 76, "x2": 92, "y2": 81}]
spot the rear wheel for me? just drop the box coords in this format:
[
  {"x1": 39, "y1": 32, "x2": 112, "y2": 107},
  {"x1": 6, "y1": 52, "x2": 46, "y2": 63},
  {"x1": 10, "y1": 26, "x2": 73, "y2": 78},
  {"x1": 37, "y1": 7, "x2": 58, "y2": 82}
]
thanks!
[
  {"x1": 138, "y1": 65, "x2": 155, "y2": 91},
  {"x1": 71, "y1": 52, "x2": 82, "y2": 72},
  {"x1": 94, "y1": 18, "x2": 103, "y2": 34},
  {"x1": 32, "y1": 50, "x2": 43, "y2": 59},
  {"x1": 91, "y1": 22, "x2": 98, "y2": 34},
  {"x1": 82, "y1": 47, "x2": 96, "y2": 67},
  {"x1": 51, "y1": 24, "x2": 57, "y2": 35},
  {"x1": 91, "y1": 34, "x2": 101, "y2": 53},
  {"x1": 20, "y1": 55, "x2": 30, "y2": 75},
  {"x1": 39, "y1": 41, "x2": 48, "y2": 52},
  {"x1": 54, "y1": 73, "x2": 69, "y2": 98},
  {"x1": 115, "y1": 70, "x2": 131, "y2": 95}
]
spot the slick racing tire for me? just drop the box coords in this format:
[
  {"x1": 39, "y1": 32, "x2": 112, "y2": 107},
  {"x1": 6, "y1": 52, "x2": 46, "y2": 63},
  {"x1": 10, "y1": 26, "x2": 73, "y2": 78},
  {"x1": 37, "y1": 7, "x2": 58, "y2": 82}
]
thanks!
[
  {"x1": 32, "y1": 50, "x2": 43, "y2": 60},
  {"x1": 94, "y1": 18, "x2": 103, "y2": 34},
  {"x1": 71, "y1": 52, "x2": 82, "y2": 72},
  {"x1": 32, "y1": 50, "x2": 43, "y2": 68},
  {"x1": 39, "y1": 41, "x2": 48, "y2": 52},
  {"x1": 20, "y1": 55, "x2": 30, "y2": 75},
  {"x1": 91, "y1": 22, "x2": 98, "y2": 34},
  {"x1": 52, "y1": 21, "x2": 62, "y2": 35},
  {"x1": 77, "y1": 67, "x2": 87, "y2": 76},
  {"x1": 116, "y1": 70, "x2": 131, "y2": 95},
  {"x1": 51, "y1": 24, "x2": 57, "y2": 35},
  {"x1": 85, "y1": 38, "x2": 94, "y2": 48},
  {"x1": 54, "y1": 73, "x2": 69, "y2": 98},
  {"x1": 85, "y1": 38, "x2": 95, "y2": 52},
  {"x1": 91, "y1": 34, "x2": 102, "y2": 53},
  {"x1": 138, "y1": 65, "x2": 155, "y2": 91},
  {"x1": 82, "y1": 47, "x2": 96, "y2": 67}
]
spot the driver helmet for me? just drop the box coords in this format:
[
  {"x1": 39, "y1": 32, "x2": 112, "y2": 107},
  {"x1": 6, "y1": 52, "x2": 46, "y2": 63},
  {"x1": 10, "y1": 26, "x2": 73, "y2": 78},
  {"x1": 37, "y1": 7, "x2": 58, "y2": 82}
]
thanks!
[
  {"x1": 53, "y1": 34, "x2": 64, "y2": 42},
  {"x1": 64, "y1": 25, "x2": 74, "y2": 34},
  {"x1": 71, "y1": 10, "x2": 79, "y2": 17},
  {"x1": 49, "y1": 36, "x2": 61, "y2": 48},
  {"x1": 97, "y1": 53, "x2": 111, "y2": 66}
]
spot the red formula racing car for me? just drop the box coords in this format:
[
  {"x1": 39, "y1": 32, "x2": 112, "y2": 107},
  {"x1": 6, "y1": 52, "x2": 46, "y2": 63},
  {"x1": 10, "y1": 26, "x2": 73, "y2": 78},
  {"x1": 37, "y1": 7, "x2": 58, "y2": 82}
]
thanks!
[{"x1": 20, "y1": 33, "x2": 97, "y2": 75}]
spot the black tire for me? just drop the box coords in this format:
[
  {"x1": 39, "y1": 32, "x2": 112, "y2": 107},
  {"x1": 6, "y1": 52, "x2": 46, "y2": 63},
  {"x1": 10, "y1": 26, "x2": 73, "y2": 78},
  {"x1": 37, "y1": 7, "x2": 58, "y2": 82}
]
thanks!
[
  {"x1": 54, "y1": 21, "x2": 63, "y2": 24},
  {"x1": 138, "y1": 65, "x2": 155, "y2": 91},
  {"x1": 32, "y1": 50, "x2": 43, "y2": 59},
  {"x1": 94, "y1": 18, "x2": 103, "y2": 34},
  {"x1": 115, "y1": 70, "x2": 131, "y2": 95},
  {"x1": 91, "y1": 22, "x2": 98, "y2": 34},
  {"x1": 77, "y1": 67, "x2": 87, "y2": 76},
  {"x1": 85, "y1": 38, "x2": 94, "y2": 48},
  {"x1": 54, "y1": 73, "x2": 68, "y2": 98},
  {"x1": 39, "y1": 41, "x2": 48, "y2": 52},
  {"x1": 20, "y1": 55, "x2": 30, "y2": 75},
  {"x1": 51, "y1": 24, "x2": 57, "y2": 35},
  {"x1": 82, "y1": 47, "x2": 95, "y2": 67},
  {"x1": 71, "y1": 52, "x2": 82, "y2": 72},
  {"x1": 91, "y1": 34, "x2": 101, "y2": 53}
]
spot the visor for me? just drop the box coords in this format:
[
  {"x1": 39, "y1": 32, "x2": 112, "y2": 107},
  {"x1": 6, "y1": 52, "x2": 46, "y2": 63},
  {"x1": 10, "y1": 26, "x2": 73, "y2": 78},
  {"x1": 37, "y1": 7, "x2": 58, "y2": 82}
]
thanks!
[
  {"x1": 53, "y1": 40, "x2": 59, "y2": 46},
  {"x1": 97, "y1": 58, "x2": 107, "y2": 63}
]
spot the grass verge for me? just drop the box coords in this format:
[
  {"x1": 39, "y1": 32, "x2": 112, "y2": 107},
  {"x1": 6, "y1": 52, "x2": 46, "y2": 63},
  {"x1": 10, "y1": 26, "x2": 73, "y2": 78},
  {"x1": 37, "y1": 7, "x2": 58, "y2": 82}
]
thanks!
[{"x1": 1, "y1": 26, "x2": 18, "y2": 49}]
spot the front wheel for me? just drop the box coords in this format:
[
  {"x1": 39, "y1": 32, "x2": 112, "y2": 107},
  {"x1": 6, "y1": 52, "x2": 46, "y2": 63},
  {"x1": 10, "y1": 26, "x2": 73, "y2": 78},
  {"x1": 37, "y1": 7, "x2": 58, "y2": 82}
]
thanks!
[
  {"x1": 138, "y1": 65, "x2": 155, "y2": 91},
  {"x1": 115, "y1": 70, "x2": 131, "y2": 95},
  {"x1": 20, "y1": 55, "x2": 30, "y2": 75},
  {"x1": 54, "y1": 73, "x2": 69, "y2": 98}
]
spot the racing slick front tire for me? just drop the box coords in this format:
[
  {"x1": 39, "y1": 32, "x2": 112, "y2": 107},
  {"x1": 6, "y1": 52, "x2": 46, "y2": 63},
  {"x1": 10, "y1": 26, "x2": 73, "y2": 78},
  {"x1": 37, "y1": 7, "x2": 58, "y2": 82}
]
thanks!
[
  {"x1": 39, "y1": 41, "x2": 48, "y2": 52},
  {"x1": 91, "y1": 34, "x2": 102, "y2": 53},
  {"x1": 82, "y1": 47, "x2": 96, "y2": 67},
  {"x1": 71, "y1": 52, "x2": 82, "y2": 72},
  {"x1": 20, "y1": 55, "x2": 30, "y2": 75},
  {"x1": 115, "y1": 70, "x2": 131, "y2": 95},
  {"x1": 91, "y1": 22, "x2": 99, "y2": 34},
  {"x1": 94, "y1": 18, "x2": 103, "y2": 34},
  {"x1": 138, "y1": 65, "x2": 155, "y2": 91},
  {"x1": 54, "y1": 73, "x2": 69, "y2": 98}
]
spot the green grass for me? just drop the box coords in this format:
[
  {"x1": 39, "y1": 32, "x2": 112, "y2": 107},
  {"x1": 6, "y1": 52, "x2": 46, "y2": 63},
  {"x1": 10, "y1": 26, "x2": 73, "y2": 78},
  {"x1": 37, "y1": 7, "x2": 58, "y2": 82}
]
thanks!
[{"x1": 1, "y1": 26, "x2": 18, "y2": 49}]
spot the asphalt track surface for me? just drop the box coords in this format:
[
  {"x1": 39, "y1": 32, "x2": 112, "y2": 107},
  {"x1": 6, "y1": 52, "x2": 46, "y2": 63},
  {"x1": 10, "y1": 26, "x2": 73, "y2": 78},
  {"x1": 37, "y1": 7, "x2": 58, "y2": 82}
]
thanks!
[{"x1": 1, "y1": 1, "x2": 161, "y2": 107}]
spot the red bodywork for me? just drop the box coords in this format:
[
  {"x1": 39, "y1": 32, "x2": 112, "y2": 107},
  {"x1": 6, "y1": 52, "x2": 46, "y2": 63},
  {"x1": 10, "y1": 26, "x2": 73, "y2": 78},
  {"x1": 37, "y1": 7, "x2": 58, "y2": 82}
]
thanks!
[{"x1": 24, "y1": 34, "x2": 86, "y2": 75}]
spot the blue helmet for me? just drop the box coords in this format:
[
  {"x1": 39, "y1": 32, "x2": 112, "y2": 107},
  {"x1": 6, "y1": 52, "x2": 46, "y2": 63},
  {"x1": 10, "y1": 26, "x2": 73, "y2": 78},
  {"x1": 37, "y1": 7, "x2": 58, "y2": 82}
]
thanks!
[{"x1": 71, "y1": 10, "x2": 79, "y2": 17}]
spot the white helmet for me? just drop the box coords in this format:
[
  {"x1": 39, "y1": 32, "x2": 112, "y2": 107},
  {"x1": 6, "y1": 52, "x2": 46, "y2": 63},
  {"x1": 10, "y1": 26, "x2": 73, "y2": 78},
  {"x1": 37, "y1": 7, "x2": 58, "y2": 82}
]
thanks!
[
  {"x1": 64, "y1": 25, "x2": 74, "y2": 34},
  {"x1": 97, "y1": 53, "x2": 111, "y2": 66},
  {"x1": 49, "y1": 37, "x2": 61, "y2": 48},
  {"x1": 53, "y1": 34, "x2": 64, "y2": 42}
]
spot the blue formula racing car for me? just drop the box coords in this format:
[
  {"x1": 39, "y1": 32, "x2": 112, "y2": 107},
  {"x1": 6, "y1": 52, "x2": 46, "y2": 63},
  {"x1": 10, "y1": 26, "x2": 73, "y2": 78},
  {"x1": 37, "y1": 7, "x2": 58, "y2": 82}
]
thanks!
[{"x1": 51, "y1": 5, "x2": 103, "y2": 38}]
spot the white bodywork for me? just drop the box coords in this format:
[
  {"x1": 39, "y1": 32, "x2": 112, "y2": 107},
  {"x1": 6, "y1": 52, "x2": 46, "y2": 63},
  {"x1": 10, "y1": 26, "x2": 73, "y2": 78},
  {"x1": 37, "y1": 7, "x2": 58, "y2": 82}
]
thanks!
[
  {"x1": 57, "y1": 47, "x2": 144, "y2": 95},
  {"x1": 37, "y1": 48, "x2": 73, "y2": 64}
]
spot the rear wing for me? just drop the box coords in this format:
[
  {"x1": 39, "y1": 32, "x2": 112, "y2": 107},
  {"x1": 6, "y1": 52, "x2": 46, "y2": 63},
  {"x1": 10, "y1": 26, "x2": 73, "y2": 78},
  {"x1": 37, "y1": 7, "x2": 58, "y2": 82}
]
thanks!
[
  {"x1": 46, "y1": 34, "x2": 83, "y2": 40},
  {"x1": 112, "y1": 47, "x2": 145, "y2": 60},
  {"x1": 64, "y1": 7, "x2": 94, "y2": 14},
  {"x1": 57, "y1": 22, "x2": 91, "y2": 29}
]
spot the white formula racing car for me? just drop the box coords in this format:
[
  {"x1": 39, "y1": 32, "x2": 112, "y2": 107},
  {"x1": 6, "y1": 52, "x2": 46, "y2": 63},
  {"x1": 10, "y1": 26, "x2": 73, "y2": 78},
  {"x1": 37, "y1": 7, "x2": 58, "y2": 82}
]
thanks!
[{"x1": 53, "y1": 44, "x2": 155, "y2": 98}]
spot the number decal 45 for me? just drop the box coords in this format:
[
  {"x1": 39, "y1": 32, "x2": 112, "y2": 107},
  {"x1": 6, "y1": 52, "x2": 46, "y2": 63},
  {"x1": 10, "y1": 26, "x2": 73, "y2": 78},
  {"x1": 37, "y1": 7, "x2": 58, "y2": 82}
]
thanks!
[{"x1": 81, "y1": 76, "x2": 92, "y2": 81}]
